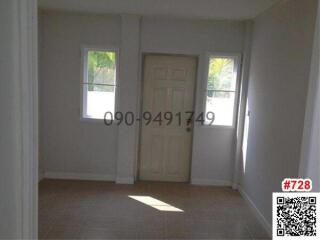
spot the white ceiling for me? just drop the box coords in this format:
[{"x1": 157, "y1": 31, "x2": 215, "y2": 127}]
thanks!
[{"x1": 38, "y1": 0, "x2": 280, "y2": 20}]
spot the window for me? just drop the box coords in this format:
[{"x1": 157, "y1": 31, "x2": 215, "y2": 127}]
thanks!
[
  {"x1": 205, "y1": 55, "x2": 240, "y2": 126},
  {"x1": 81, "y1": 48, "x2": 117, "y2": 120}
]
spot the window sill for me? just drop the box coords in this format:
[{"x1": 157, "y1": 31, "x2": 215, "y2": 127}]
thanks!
[
  {"x1": 79, "y1": 117, "x2": 115, "y2": 125},
  {"x1": 198, "y1": 124, "x2": 235, "y2": 130}
]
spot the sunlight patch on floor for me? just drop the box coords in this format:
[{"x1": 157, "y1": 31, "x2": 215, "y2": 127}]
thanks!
[{"x1": 129, "y1": 195, "x2": 184, "y2": 212}]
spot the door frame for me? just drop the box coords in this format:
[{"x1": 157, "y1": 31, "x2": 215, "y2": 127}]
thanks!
[{"x1": 136, "y1": 53, "x2": 199, "y2": 182}]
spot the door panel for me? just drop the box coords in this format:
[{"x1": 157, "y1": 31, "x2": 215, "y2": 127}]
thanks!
[
  {"x1": 139, "y1": 55, "x2": 197, "y2": 182},
  {"x1": 150, "y1": 135, "x2": 163, "y2": 174},
  {"x1": 152, "y1": 88, "x2": 167, "y2": 113}
]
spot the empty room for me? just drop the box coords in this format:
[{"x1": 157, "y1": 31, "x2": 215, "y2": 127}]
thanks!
[{"x1": 1, "y1": 0, "x2": 319, "y2": 239}]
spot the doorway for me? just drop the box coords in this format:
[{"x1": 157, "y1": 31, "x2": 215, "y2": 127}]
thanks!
[{"x1": 139, "y1": 54, "x2": 198, "y2": 182}]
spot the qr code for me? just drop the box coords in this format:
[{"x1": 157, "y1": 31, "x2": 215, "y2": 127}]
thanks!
[{"x1": 273, "y1": 193, "x2": 320, "y2": 239}]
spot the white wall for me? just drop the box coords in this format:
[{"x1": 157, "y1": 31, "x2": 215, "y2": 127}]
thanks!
[
  {"x1": 0, "y1": 1, "x2": 21, "y2": 237},
  {"x1": 141, "y1": 17, "x2": 244, "y2": 54},
  {"x1": 39, "y1": 12, "x2": 121, "y2": 179},
  {"x1": 239, "y1": 0, "x2": 317, "y2": 231},
  {"x1": 39, "y1": 12, "x2": 246, "y2": 184},
  {"x1": 300, "y1": 2, "x2": 320, "y2": 192}
]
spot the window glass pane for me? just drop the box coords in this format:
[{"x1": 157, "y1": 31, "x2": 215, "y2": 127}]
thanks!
[
  {"x1": 87, "y1": 51, "x2": 116, "y2": 85},
  {"x1": 205, "y1": 91, "x2": 235, "y2": 126},
  {"x1": 207, "y1": 57, "x2": 236, "y2": 91},
  {"x1": 84, "y1": 85, "x2": 115, "y2": 119}
]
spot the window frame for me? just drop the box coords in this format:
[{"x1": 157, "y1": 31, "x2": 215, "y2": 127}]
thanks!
[
  {"x1": 202, "y1": 52, "x2": 242, "y2": 129},
  {"x1": 80, "y1": 46, "x2": 120, "y2": 122}
]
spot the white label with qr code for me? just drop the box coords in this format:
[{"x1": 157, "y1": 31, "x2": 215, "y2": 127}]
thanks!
[{"x1": 273, "y1": 192, "x2": 320, "y2": 239}]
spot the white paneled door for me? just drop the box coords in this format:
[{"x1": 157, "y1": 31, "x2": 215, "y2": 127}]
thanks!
[{"x1": 139, "y1": 55, "x2": 197, "y2": 182}]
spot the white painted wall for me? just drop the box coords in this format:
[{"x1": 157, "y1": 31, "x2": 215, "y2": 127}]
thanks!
[
  {"x1": 39, "y1": 12, "x2": 246, "y2": 184},
  {"x1": 300, "y1": 2, "x2": 320, "y2": 192},
  {"x1": 141, "y1": 17, "x2": 244, "y2": 54},
  {"x1": 239, "y1": 0, "x2": 318, "y2": 231},
  {"x1": 0, "y1": 1, "x2": 22, "y2": 237},
  {"x1": 38, "y1": 0, "x2": 280, "y2": 20},
  {"x1": 39, "y1": 11, "x2": 121, "y2": 179}
]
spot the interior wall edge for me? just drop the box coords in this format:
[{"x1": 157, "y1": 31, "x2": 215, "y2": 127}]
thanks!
[
  {"x1": 238, "y1": 186, "x2": 272, "y2": 237},
  {"x1": 232, "y1": 20, "x2": 254, "y2": 189},
  {"x1": 299, "y1": 0, "x2": 320, "y2": 191}
]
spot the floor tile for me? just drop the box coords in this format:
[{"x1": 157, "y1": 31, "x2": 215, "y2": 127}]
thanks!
[{"x1": 39, "y1": 179, "x2": 267, "y2": 239}]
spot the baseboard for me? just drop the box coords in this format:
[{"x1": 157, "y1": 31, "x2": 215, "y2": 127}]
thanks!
[
  {"x1": 38, "y1": 172, "x2": 44, "y2": 183},
  {"x1": 44, "y1": 172, "x2": 115, "y2": 182},
  {"x1": 237, "y1": 185, "x2": 272, "y2": 237},
  {"x1": 191, "y1": 178, "x2": 232, "y2": 186},
  {"x1": 232, "y1": 182, "x2": 239, "y2": 190},
  {"x1": 116, "y1": 177, "x2": 134, "y2": 184}
]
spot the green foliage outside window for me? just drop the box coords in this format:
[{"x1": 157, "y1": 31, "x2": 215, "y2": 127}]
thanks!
[
  {"x1": 207, "y1": 58, "x2": 234, "y2": 97},
  {"x1": 87, "y1": 51, "x2": 116, "y2": 91}
]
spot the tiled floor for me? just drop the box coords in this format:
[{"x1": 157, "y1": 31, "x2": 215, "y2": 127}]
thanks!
[{"x1": 39, "y1": 180, "x2": 270, "y2": 239}]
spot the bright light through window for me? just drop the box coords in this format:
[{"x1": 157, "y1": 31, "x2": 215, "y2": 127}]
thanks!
[
  {"x1": 82, "y1": 49, "x2": 117, "y2": 120},
  {"x1": 129, "y1": 196, "x2": 184, "y2": 212},
  {"x1": 205, "y1": 56, "x2": 239, "y2": 126},
  {"x1": 242, "y1": 100, "x2": 250, "y2": 173}
]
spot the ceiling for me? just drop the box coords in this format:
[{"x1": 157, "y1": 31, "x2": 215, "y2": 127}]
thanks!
[{"x1": 38, "y1": 0, "x2": 280, "y2": 20}]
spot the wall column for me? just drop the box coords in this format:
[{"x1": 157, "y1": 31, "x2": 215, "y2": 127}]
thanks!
[
  {"x1": 232, "y1": 21, "x2": 253, "y2": 189},
  {"x1": 0, "y1": 0, "x2": 38, "y2": 238},
  {"x1": 116, "y1": 15, "x2": 141, "y2": 184}
]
